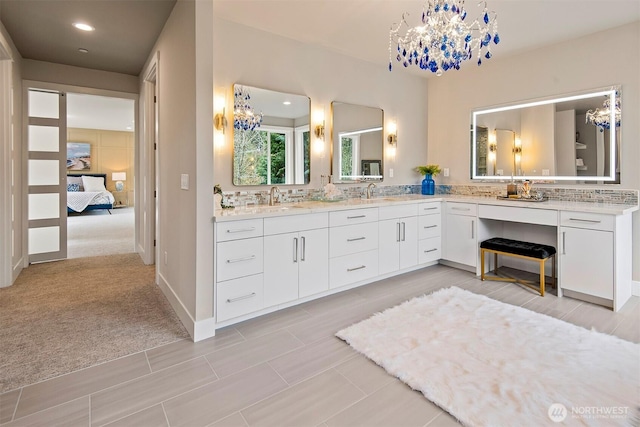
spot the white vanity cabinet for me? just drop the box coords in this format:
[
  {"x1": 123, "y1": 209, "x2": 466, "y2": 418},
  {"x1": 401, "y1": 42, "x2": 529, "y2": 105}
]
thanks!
[
  {"x1": 443, "y1": 202, "x2": 478, "y2": 268},
  {"x1": 263, "y1": 213, "x2": 329, "y2": 306},
  {"x1": 215, "y1": 218, "x2": 265, "y2": 322},
  {"x1": 559, "y1": 211, "x2": 632, "y2": 311},
  {"x1": 329, "y1": 208, "x2": 379, "y2": 288},
  {"x1": 418, "y1": 202, "x2": 442, "y2": 264},
  {"x1": 378, "y1": 204, "x2": 419, "y2": 275}
]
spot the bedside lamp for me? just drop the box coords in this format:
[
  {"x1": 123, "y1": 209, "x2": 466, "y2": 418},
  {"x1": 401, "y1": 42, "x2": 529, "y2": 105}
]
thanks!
[{"x1": 112, "y1": 172, "x2": 126, "y2": 192}]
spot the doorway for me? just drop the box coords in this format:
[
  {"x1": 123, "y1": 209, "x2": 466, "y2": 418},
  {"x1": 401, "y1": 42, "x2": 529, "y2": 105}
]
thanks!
[{"x1": 24, "y1": 82, "x2": 139, "y2": 263}]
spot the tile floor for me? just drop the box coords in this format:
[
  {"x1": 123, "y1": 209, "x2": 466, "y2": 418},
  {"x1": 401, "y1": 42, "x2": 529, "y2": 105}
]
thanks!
[{"x1": 1, "y1": 264, "x2": 638, "y2": 426}]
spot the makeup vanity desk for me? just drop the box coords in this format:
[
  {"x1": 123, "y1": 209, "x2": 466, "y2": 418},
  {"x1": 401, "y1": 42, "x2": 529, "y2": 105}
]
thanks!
[
  {"x1": 437, "y1": 195, "x2": 637, "y2": 312},
  {"x1": 213, "y1": 195, "x2": 638, "y2": 327}
]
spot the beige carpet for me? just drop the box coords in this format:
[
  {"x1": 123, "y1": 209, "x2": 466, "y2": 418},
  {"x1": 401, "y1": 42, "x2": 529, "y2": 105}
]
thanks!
[
  {"x1": 67, "y1": 207, "x2": 134, "y2": 259},
  {"x1": 0, "y1": 254, "x2": 190, "y2": 393}
]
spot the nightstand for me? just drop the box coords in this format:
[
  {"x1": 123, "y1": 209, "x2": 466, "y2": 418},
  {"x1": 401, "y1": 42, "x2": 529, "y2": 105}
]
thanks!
[{"x1": 113, "y1": 191, "x2": 128, "y2": 208}]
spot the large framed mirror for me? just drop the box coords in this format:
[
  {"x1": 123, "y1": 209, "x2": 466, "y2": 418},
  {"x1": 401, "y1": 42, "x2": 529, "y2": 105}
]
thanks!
[
  {"x1": 331, "y1": 102, "x2": 384, "y2": 183},
  {"x1": 232, "y1": 84, "x2": 311, "y2": 186},
  {"x1": 471, "y1": 87, "x2": 620, "y2": 183}
]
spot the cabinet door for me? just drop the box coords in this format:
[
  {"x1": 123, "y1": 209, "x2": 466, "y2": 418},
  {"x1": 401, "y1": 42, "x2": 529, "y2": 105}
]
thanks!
[
  {"x1": 399, "y1": 216, "x2": 418, "y2": 270},
  {"x1": 444, "y1": 214, "x2": 477, "y2": 267},
  {"x1": 263, "y1": 232, "x2": 299, "y2": 307},
  {"x1": 299, "y1": 228, "x2": 329, "y2": 298},
  {"x1": 378, "y1": 219, "x2": 400, "y2": 275},
  {"x1": 561, "y1": 227, "x2": 613, "y2": 299}
]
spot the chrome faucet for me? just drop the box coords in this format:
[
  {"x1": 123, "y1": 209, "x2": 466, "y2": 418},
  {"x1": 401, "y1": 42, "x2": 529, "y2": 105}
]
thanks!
[
  {"x1": 269, "y1": 186, "x2": 280, "y2": 206},
  {"x1": 366, "y1": 182, "x2": 377, "y2": 199}
]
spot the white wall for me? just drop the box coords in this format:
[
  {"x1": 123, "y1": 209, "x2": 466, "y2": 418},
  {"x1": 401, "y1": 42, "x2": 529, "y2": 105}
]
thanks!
[
  {"x1": 212, "y1": 17, "x2": 429, "y2": 190},
  {"x1": 427, "y1": 22, "x2": 640, "y2": 280},
  {"x1": 140, "y1": 0, "x2": 214, "y2": 339},
  {"x1": 0, "y1": 21, "x2": 23, "y2": 287}
]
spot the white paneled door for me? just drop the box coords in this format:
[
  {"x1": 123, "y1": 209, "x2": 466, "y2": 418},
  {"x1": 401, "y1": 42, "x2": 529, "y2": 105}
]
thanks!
[{"x1": 27, "y1": 89, "x2": 67, "y2": 263}]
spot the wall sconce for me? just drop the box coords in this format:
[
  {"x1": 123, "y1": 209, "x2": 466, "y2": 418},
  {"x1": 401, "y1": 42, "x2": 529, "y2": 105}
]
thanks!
[
  {"x1": 387, "y1": 121, "x2": 397, "y2": 147},
  {"x1": 214, "y1": 108, "x2": 227, "y2": 133},
  {"x1": 313, "y1": 108, "x2": 326, "y2": 155},
  {"x1": 513, "y1": 137, "x2": 522, "y2": 175},
  {"x1": 214, "y1": 93, "x2": 227, "y2": 133}
]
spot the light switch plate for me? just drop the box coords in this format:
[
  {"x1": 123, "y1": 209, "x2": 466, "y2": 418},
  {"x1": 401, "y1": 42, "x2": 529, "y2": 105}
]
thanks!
[
  {"x1": 443, "y1": 168, "x2": 449, "y2": 177},
  {"x1": 389, "y1": 168, "x2": 394, "y2": 178},
  {"x1": 181, "y1": 174, "x2": 189, "y2": 190}
]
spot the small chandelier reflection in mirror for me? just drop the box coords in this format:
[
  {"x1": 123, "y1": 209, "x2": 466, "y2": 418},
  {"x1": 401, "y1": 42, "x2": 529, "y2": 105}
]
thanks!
[
  {"x1": 234, "y1": 85, "x2": 263, "y2": 131},
  {"x1": 389, "y1": 0, "x2": 500, "y2": 76},
  {"x1": 586, "y1": 90, "x2": 620, "y2": 132}
]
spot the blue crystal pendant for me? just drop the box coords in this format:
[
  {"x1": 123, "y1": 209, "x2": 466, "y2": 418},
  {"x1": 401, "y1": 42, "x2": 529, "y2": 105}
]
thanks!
[{"x1": 421, "y1": 174, "x2": 435, "y2": 195}]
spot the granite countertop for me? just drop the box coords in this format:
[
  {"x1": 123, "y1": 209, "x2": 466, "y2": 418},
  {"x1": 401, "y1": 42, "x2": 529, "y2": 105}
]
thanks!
[{"x1": 213, "y1": 194, "x2": 638, "y2": 222}]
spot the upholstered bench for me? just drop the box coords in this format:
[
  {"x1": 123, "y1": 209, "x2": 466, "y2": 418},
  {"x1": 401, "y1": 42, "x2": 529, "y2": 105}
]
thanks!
[{"x1": 480, "y1": 237, "x2": 556, "y2": 296}]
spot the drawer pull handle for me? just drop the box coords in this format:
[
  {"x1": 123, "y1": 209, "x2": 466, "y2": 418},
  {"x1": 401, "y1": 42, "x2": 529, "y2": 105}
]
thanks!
[
  {"x1": 562, "y1": 231, "x2": 566, "y2": 255},
  {"x1": 347, "y1": 215, "x2": 366, "y2": 219},
  {"x1": 347, "y1": 237, "x2": 366, "y2": 242},
  {"x1": 226, "y1": 255, "x2": 256, "y2": 263},
  {"x1": 471, "y1": 220, "x2": 475, "y2": 239},
  {"x1": 424, "y1": 225, "x2": 437, "y2": 229},
  {"x1": 301, "y1": 236, "x2": 306, "y2": 261},
  {"x1": 401, "y1": 222, "x2": 406, "y2": 242},
  {"x1": 226, "y1": 227, "x2": 256, "y2": 233},
  {"x1": 423, "y1": 207, "x2": 438, "y2": 210},
  {"x1": 568, "y1": 218, "x2": 602, "y2": 224},
  {"x1": 293, "y1": 237, "x2": 298, "y2": 263},
  {"x1": 396, "y1": 222, "x2": 400, "y2": 242},
  {"x1": 227, "y1": 292, "x2": 256, "y2": 303},
  {"x1": 452, "y1": 207, "x2": 471, "y2": 211},
  {"x1": 424, "y1": 248, "x2": 438, "y2": 253},
  {"x1": 347, "y1": 265, "x2": 366, "y2": 272}
]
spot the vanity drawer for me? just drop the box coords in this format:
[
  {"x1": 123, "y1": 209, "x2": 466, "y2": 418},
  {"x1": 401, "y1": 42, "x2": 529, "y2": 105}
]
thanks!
[
  {"x1": 418, "y1": 202, "x2": 441, "y2": 215},
  {"x1": 216, "y1": 219, "x2": 264, "y2": 242},
  {"x1": 419, "y1": 215, "x2": 441, "y2": 239},
  {"x1": 478, "y1": 205, "x2": 557, "y2": 226},
  {"x1": 216, "y1": 237, "x2": 263, "y2": 282},
  {"x1": 330, "y1": 222, "x2": 378, "y2": 258},
  {"x1": 560, "y1": 211, "x2": 614, "y2": 231},
  {"x1": 379, "y1": 204, "x2": 418, "y2": 220},
  {"x1": 330, "y1": 208, "x2": 378, "y2": 227},
  {"x1": 329, "y1": 249, "x2": 379, "y2": 289},
  {"x1": 419, "y1": 237, "x2": 441, "y2": 264},
  {"x1": 445, "y1": 202, "x2": 477, "y2": 216},
  {"x1": 216, "y1": 274, "x2": 264, "y2": 322},
  {"x1": 264, "y1": 212, "x2": 328, "y2": 235}
]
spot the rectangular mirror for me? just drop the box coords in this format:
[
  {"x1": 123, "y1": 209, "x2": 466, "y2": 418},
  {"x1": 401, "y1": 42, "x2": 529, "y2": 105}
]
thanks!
[
  {"x1": 331, "y1": 102, "x2": 384, "y2": 183},
  {"x1": 233, "y1": 84, "x2": 311, "y2": 186},
  {"x1": 471, "y1": 87, "x2": 620, "y2": 183}
]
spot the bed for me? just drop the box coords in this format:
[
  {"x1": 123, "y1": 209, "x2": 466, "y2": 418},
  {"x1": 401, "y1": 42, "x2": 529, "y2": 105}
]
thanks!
[{"x1": 67, "y1": 173, "x2": 115, "y2": 214}]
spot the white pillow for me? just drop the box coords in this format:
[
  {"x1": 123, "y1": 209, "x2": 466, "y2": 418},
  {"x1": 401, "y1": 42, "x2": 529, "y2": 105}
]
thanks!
[{"x1": 82, "y1": 175, "x2": 107, "y2": 192}]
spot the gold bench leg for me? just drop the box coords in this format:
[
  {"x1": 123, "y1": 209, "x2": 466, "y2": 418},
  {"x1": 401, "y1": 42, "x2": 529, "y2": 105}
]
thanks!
[
  {"x1": 552, "y1": 254, "x2": 557, "y2": 289},
  {"x1": 481, "y1": 249, "x2": 485, "y2": 280},
  {"x1": 539, "y1": 259, "x2": 545, "y2": 297}
]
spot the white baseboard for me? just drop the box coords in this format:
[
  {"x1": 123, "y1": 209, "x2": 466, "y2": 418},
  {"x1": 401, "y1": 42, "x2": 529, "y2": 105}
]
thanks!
[
  {"x1": 156, "y1": 271, "x2": 216, "y2": 342},
  {"x1": 633, "y1": 280, "x2": 640, "y2": 297},
  {"x1": 193, "y1": 317, "x2": 216, "y2": 342},
  {"x1": 157, "y1": 272, "x2": 195, "y2": 340},
  {"x1": 12, "y1": 257, "x2": 23, "y2": 285}
]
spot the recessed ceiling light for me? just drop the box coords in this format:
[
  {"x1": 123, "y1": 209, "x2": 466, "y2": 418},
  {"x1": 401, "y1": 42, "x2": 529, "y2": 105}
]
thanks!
[
  {"x1": 73, "y1": 22, "x2": 94, "y2": 32},
  {"x1": 78, "y1": 48, "x2": 89, "y2": 54},
  {"x1": 283, "y1": 101, "x2": 291, "y2": 105}
]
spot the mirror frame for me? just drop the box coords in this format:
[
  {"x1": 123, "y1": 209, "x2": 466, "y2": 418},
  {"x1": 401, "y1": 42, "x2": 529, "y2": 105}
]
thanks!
[
  {"x1": 231, "y1": 84, "x2": 311, "y2": 186},
  {"x1": 470, "y1": 87, "x2": 619, "y2": 182},
  {"x1": 330, "y1": 101, "x2": 385, "y2": 183}
]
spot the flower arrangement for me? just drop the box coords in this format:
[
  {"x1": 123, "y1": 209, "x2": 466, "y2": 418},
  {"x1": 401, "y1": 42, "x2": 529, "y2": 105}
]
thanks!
[{"x1": 415, "y1": 164, "x2": 441, "y2": 177}]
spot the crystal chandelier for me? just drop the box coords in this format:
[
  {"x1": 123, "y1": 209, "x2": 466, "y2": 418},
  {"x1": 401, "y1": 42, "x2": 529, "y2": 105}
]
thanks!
[
  {"x1": 389, "y1": 0, "x2": 500, "y2": 76},
  {"x1": 586, "y1": 91, "x2": 621, "y2": 132},
  {"x1": 233, "y1": 85, "x2": 263, "y2": 131}
]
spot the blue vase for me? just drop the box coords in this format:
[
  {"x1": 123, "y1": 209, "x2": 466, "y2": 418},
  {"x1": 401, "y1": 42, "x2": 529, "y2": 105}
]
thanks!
[{"x1": 421, "y1": 174, "x2": 435, "y2": 195}]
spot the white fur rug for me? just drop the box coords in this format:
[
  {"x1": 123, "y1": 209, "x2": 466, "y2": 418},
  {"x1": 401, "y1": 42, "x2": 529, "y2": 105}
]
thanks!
[{"x1": 336, "y1": 287, "x2": 639, "y2": 426}]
